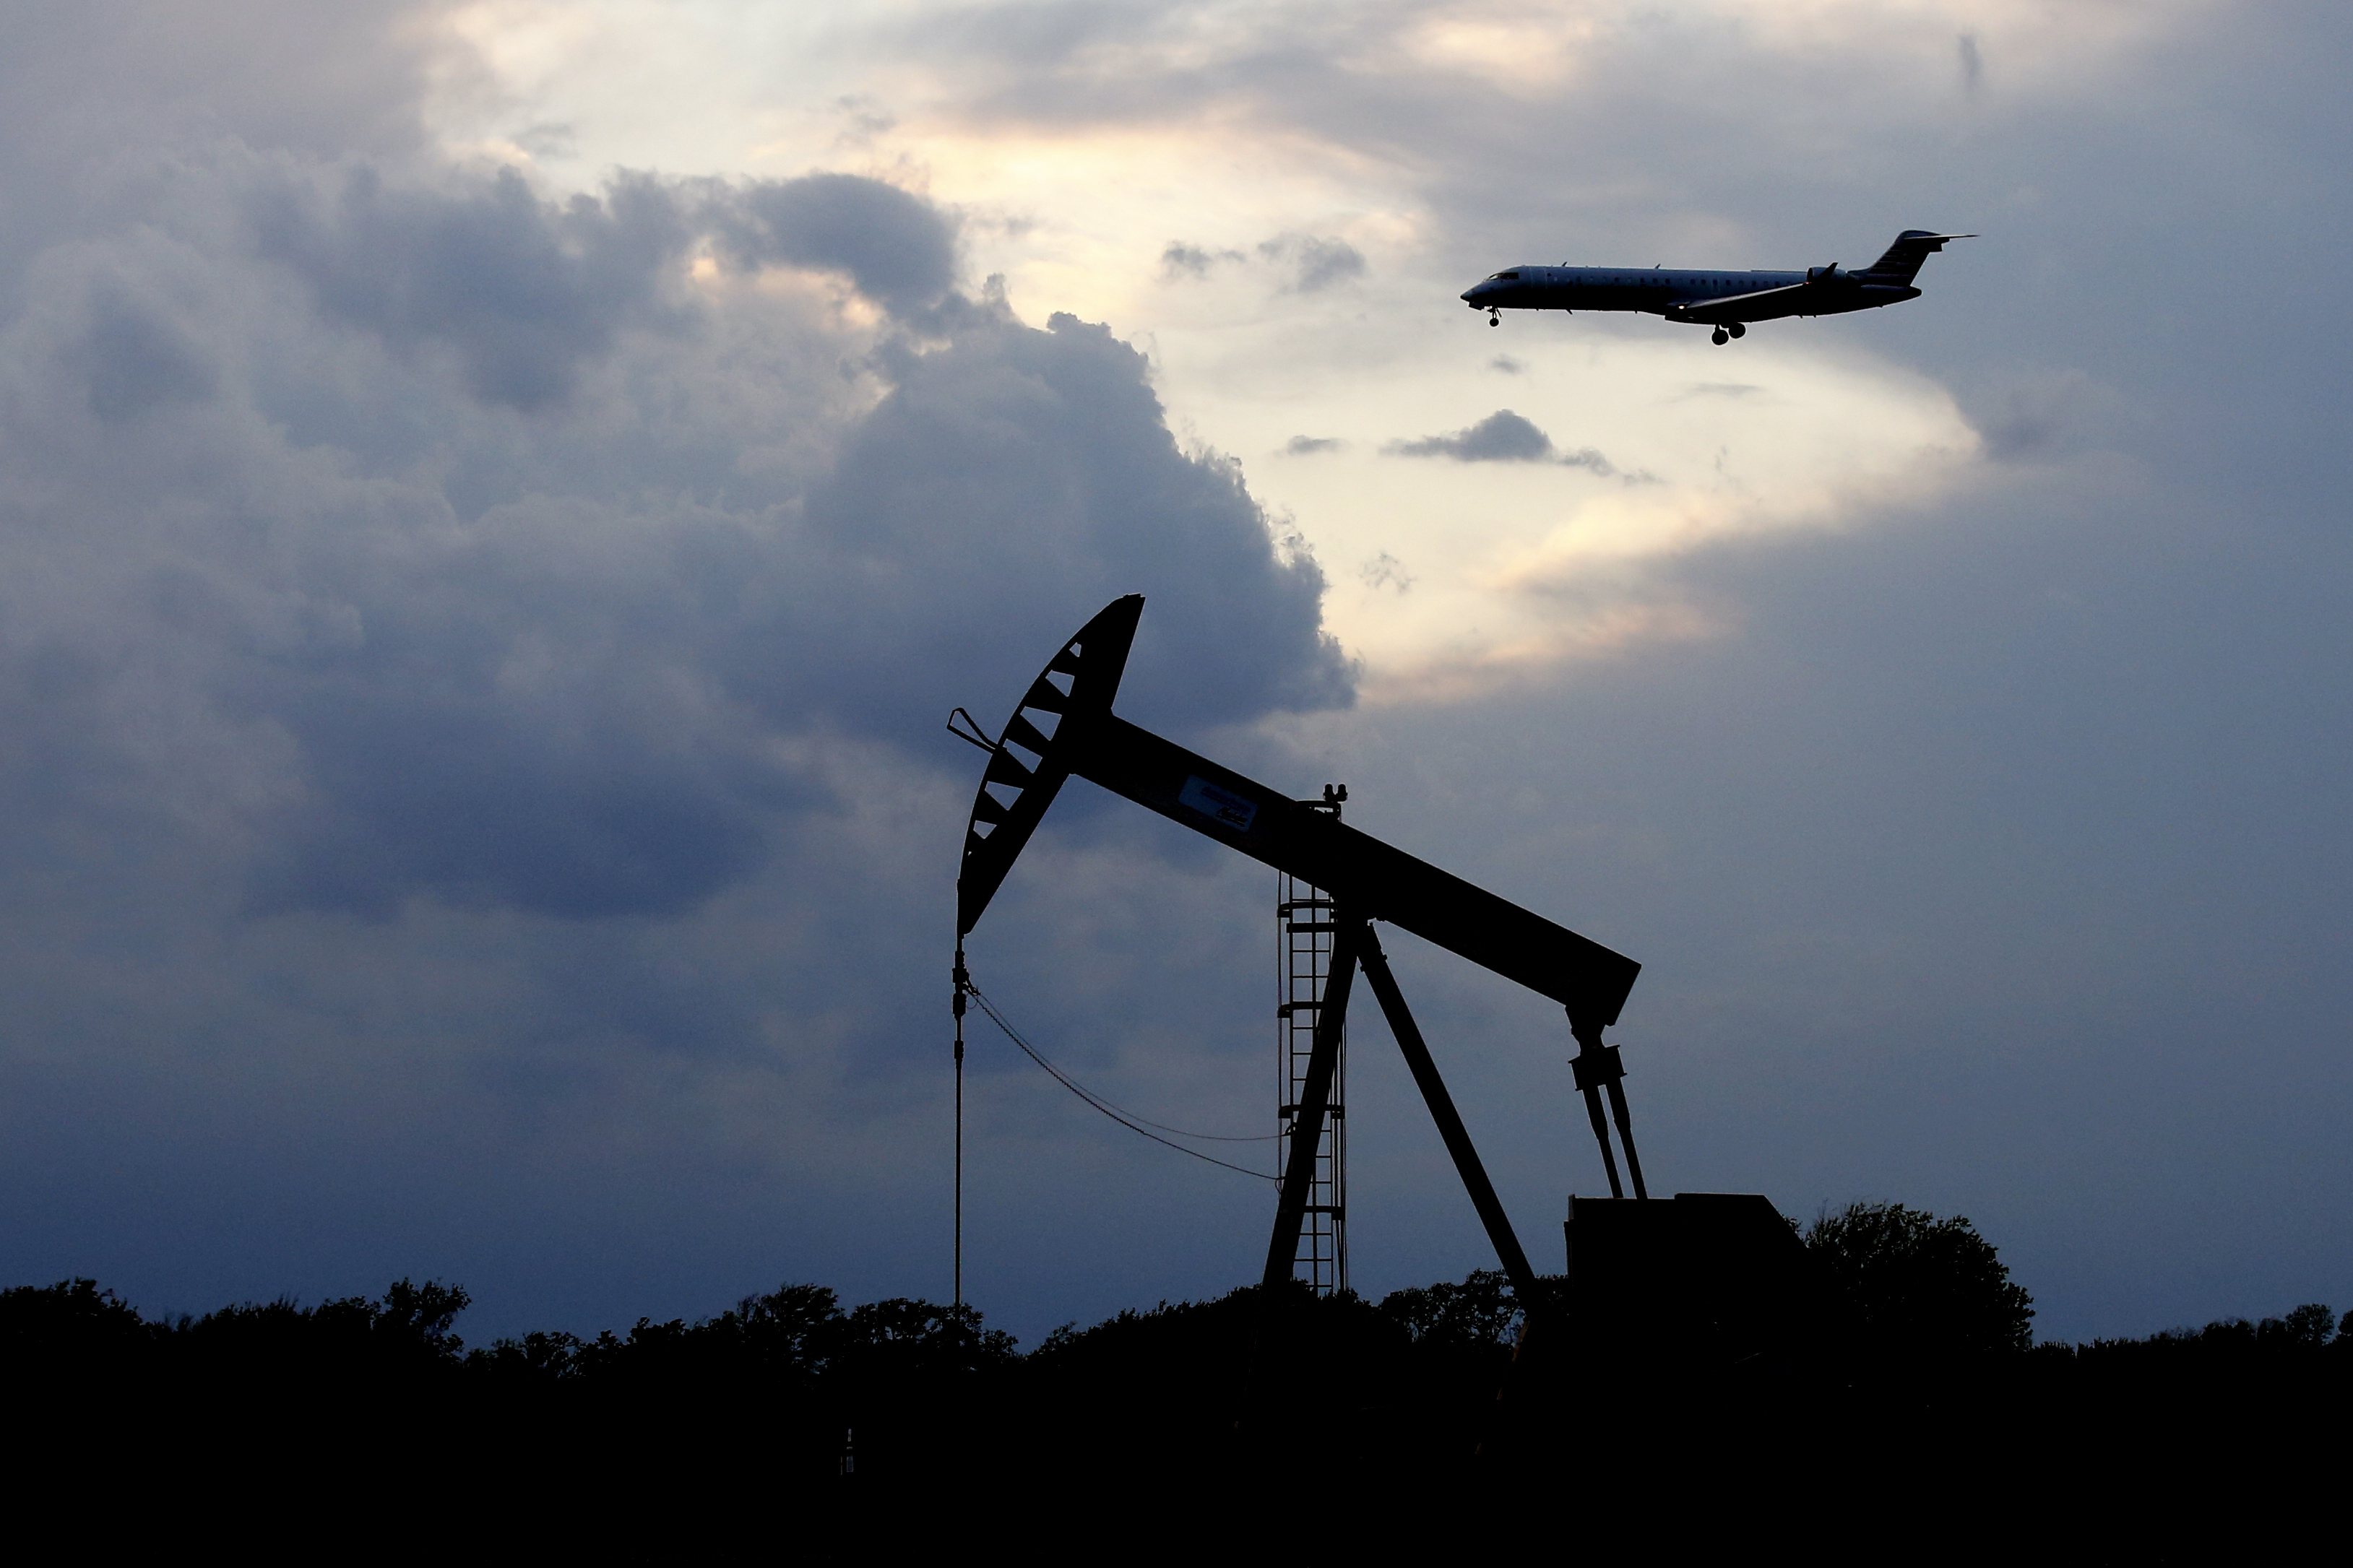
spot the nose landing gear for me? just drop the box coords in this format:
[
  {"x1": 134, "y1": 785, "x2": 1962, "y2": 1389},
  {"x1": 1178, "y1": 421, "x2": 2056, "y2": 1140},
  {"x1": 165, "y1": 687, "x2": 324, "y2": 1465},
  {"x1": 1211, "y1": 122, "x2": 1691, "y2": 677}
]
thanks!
[{"x1": 1488, "y1": 309, "x2": 1501, "y2": 327}]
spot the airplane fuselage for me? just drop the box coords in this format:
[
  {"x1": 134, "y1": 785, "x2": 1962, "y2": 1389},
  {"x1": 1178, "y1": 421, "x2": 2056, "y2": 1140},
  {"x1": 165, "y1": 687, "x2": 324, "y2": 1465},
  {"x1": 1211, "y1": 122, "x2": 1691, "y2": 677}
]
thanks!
[
  {"x1": 1459, "y1": 231, "x2": 1970, "y2": 342},
  {"x1": 1463, "y1": 266, "x2": 1917, "y2": 321}
]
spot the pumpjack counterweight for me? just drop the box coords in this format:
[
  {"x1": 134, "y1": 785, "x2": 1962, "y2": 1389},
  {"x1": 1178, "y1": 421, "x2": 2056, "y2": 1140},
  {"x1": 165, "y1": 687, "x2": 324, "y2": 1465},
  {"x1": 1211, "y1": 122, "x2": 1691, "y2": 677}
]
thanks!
[{"x1": 954, "y1": 595, "x2": 1652, "y2": 1304}]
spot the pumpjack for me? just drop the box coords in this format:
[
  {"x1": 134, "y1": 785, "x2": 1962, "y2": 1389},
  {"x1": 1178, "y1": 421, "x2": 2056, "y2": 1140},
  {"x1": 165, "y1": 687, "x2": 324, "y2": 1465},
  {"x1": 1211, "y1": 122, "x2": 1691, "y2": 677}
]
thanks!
[{"x1": 952, "y1": 595, "x2": 1805, "y2": 1371}]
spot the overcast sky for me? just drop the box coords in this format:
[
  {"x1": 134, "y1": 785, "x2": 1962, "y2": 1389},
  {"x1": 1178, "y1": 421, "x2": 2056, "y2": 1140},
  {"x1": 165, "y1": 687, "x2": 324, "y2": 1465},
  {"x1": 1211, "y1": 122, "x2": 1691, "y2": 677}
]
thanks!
[{"x1": 1, "y1": 0, "x2": 2346, "y2": 1346}]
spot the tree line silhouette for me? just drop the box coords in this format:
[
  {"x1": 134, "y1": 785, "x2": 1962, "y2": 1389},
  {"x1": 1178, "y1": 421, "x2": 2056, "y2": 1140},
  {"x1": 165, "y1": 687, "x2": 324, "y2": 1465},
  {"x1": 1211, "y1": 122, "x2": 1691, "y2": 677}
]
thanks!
[
  {"x1": 6, "y1": 1203, "x2": 2341, "y2": 1538},
  {"x1": 9, "y1": 1200, "x2": 2343, "y2": 1400}
]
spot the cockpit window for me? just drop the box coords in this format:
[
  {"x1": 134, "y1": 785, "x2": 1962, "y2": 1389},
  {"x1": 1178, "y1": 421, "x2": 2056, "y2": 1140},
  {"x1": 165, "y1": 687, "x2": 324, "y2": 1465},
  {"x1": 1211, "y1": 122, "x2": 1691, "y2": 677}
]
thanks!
[{"x1": 1492, "y1": 272, "x2": 1520, "y2": 280}]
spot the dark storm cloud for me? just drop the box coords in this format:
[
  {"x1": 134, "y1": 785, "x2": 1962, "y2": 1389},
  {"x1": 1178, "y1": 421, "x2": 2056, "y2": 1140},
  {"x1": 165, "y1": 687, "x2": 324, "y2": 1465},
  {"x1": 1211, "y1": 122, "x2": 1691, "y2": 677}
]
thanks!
[
  {"x1": 0, "y1": 140, "x2": 1344, "y2": 935},
  {"x1": 254, "y1": 167, "x2": 694, "y2": 410},
  {"x1": 0, "y1": 122, "x2": 1347, "y2": 1318},
  {"x1": 782, "y1": 308, "x2": 1347, "y2": 739},
  {"x1": 224, "y1": 501, "x2": 803, "y2": 922},
  {"x1": 249, "y1": 699, "x2": 777, "y2": 922},
  {"x1": 0, "y1": 0, "x2": 1357, "y2": 1346},
  {"x1": 73, "y1": 278, "x2": 220, "y2": 422},
  {"x1": 250, "y1": 167, "x2": 959, "y2": 412}
]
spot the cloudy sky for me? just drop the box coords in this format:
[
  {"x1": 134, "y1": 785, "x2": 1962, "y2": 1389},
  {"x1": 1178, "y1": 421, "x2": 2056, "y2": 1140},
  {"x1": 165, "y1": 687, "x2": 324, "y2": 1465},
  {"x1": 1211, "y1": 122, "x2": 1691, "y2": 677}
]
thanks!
[{"x1": 2, "y1": 0, "x2": 2346, "y2": 1346}]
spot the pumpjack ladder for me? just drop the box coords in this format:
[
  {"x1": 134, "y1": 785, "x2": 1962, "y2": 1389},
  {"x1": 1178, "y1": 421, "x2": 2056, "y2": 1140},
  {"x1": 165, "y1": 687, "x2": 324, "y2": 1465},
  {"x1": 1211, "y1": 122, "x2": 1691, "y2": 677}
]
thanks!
[{"x1": 1279, "y1": 831, "x2": 1347, "y2": 1295}]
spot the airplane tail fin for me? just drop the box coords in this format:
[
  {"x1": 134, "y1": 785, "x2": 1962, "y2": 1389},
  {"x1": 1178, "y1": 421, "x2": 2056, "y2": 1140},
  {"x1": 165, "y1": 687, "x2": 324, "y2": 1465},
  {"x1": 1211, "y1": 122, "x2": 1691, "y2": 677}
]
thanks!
[{"x1": 1857, "y1": 230, "x2": 1977, "y2": 285}]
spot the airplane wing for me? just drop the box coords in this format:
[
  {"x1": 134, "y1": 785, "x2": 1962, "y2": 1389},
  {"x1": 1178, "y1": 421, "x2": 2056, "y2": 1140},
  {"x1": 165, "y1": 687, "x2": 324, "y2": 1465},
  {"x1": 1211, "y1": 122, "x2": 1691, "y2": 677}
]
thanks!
[{"x1": 1664, "y1": 283, "x2": 1809, "y2": 324}]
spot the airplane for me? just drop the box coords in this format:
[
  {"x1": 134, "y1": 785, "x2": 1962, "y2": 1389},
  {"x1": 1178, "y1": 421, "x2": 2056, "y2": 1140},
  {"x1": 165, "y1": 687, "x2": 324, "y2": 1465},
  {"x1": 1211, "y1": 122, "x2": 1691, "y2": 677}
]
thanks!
[{"x1": 1459, "y1": 229, "x2": 1975, "y2": 345}]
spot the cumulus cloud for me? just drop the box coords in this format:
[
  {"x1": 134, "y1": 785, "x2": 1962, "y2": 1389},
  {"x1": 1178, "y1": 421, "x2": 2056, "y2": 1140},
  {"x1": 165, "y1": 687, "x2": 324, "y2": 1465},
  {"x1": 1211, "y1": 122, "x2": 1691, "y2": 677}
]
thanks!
[
  {"x1": 0, "y1": 7, "x2": 1375, "y2": 1342},
  {"x1": 71, "y1": 278, "x2": 220, "y2": 421},
  {"x1": 0, "y1": 65, "x2": 1369, "y2": 1346},
  {"x1": 1163, "y1": 235, "x2": 1362, "y2": 293},
  {"x1": 0, "y1": 150, "x2": 1345, "y2": 935},
  {"x1": 705, "y1": 173, "x2": 960, "y2": 316},
  {"x1": 1379, "y1": 409, "x2": 1553, "y2": 464},
  {"x1": 1383, "y1": 411, "x2": 1652, "y2": 484},
  {"x1": 1160, "y1": 241, "x2": 1243, "y2": 280},
  {"x1": 1387, "y1": 409, "x2": 1550, "y2": 462},
  {"x1": 1258, "y1": 234, "x2": 1365, "y2": 293},
  {"x1": 785, "y1": 308, "x2": 1348, "y2": 739},
  {"x1": 251, "y1": 166, "x2": 693, "y2": 411}
]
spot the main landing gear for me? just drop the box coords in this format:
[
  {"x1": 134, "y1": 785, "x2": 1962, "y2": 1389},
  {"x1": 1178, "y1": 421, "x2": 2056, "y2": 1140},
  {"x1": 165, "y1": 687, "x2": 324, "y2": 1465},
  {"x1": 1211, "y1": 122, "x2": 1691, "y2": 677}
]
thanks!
[{"x1": 1710, "y1": 322, "x2": 1748, "y2": 345}]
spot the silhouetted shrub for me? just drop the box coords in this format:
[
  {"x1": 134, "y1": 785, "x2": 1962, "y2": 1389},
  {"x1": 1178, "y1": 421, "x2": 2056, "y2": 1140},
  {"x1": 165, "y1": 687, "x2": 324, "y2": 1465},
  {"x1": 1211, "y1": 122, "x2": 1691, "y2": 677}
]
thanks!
[
  {"x1": 0, "y1": 1278, "x2": 157, "y2": 1379},
  {"x1": 468, "y1": 1281, "x2": 1016, "y2": 1413},
  {"x1": 2266, "y1": 1303, "x2": 2338, "y2": 1348},
  {"x1": 2065, "y1": 1301, "x2": 2346, "y2": 1364},
  {"x1": 1376, "y1": 1268, "x2": 1523, "y2": 1348},
  {"x1": 166, "y1": 1277, "x2": 472, "y2": 1387},
  {"x1": 1804, "y1": 1201, "x2": 2034, "y2": 1360}
]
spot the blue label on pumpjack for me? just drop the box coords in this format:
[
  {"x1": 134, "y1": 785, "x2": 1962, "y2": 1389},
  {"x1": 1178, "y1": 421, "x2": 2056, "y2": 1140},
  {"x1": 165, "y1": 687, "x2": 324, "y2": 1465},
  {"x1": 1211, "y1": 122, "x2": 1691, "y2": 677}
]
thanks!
[{"x1": 1178, "y1": 775, "x2": 1258, "y2": 833}]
